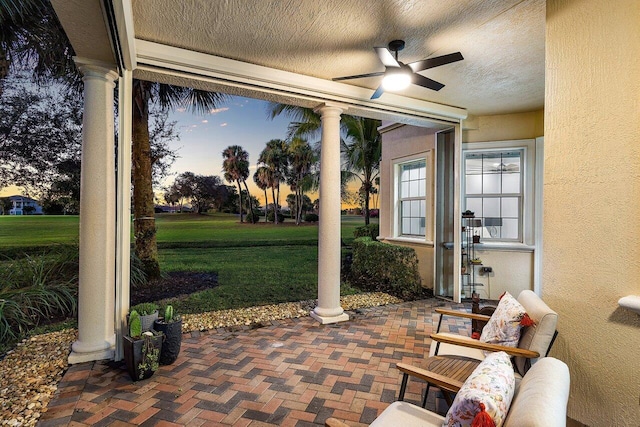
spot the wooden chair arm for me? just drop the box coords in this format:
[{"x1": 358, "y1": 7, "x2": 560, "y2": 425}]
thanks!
[
  {"x1": 396, "y1": 362, "x2": 464, "y2": 393},
  {"x1": 430, "y1": 333, "x2": 540, "y2": 358},
  {"x1": 435, "y1": 308, "x2": 492, "y2": 322},
  {"x1": 325, "y1": 417, "x2": 351, "y2": 427}
]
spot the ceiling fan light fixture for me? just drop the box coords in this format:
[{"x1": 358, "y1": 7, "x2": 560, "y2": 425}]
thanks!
[{"x1": 381, "y1": 69, "x2": 411, "y2": 91}]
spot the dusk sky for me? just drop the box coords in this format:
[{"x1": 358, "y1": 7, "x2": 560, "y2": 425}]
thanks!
[
  {"x1": 0, "y1": 94, "x2": 302, "y2": 206},
  {"x1": 163, "y1": 95, "x2": 299, "y2": 205}
]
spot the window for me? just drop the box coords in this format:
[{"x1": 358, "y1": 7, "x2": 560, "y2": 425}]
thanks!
[
  {"x1": 398, "y1": 159, "x2": 427, "y2": 238},
  {"x1": 463, "y1": 140, "x2": 537, "y2": 245}
]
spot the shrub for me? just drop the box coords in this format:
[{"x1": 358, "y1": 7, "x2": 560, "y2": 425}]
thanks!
[
  {"x1": 267, "y1": 211, "x2": 285, "y2": 223},
  {"x1": 304, "y1": 213, "x2": 319, "y2": 222},
  {"x1": 348, "y1": 237, "x2": 422, "y2": 299},
  {"x1": 245, "y1": 211, "x2": 260, "y2": 223},
  {"x1": 353, "y1": 224, "x2": 379, "y2": 240},
  {"x1": 129, "y1": 251, "x2": 148, "y2": 289},
  {"x1": 0, "y1": 249, "x2": 78, "y2": 348}
]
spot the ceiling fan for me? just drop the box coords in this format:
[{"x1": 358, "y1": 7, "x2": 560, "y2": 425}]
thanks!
[{"x1": 333, "y1": 40, "x2": 463, "y2": 99}]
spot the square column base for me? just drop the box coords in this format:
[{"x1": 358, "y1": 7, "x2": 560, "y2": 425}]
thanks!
[
  {"x1": 310, "y1": 312, "x2": 349, "y2": 325},
  {"x1": 68, "y1": 347, "x2": 114, "y2": 364}
]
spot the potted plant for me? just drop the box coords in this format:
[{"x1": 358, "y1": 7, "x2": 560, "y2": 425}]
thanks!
[
  {"x1": 122, "y1": 309, "x2": 163, "y2": 381},
  {"x1": 153, "y1": 305, "x2": 182, "y2": 365},
  {"x1": 130, "y1": 302, "x2": 159, "y2": 332}
]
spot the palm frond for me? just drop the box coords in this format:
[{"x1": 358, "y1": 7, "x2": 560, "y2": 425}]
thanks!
[{"x1": 155, "y1": 84, "x2": 226, "y2": 113}]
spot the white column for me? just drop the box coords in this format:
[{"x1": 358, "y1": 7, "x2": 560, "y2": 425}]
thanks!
[
  {"x1": 69, "y1": 58, "x2": 119, "y2": 364},
  {"x1": 114, "y1": 69, "x2": 133, "y2": 361},
  {"x1": 311, "y1": 103, "x2": 349, "y2": 324}
]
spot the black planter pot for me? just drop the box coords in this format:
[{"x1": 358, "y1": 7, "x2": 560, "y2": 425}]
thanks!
[
  {"x1": 153, "y1": 318, "x2": 182, "y2": 365},
  {"x1": 122, "y1": 334, "x2": 163, "y2": 381},
  {"x1": 140, "y1": 311, "x2": 159, "y2": 332},
  {"x1": 125, "y1": 310, "x2": 158, "y2": 333}
]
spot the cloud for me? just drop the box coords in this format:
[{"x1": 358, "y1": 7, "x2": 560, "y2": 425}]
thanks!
[
  {"x1": 176, "y1": 107, "x2": 187, "y2": 113},
  {"x1": 202, "y1": 119, "x2": 208, "y2": 123},
  {"x1": 210, "y1": 107, "x2": 229, "y2": 114},
  {"x1": 191, "y1": 124, "x2": 198, "y2": 128},
  {"x1": 220, "y1": 123, "x2": 228, "y2": 127}
]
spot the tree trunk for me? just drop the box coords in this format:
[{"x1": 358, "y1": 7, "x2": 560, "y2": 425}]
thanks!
[
  {"x1": 271, "y1": 186, "x2": 278, "y2": 224},
  {"x1": 132, "y1": 81, "x2": 161, "y2": 280},
  {"x1": 263, "y1": 189, "x2": 269, "y2": 222},
  {"x1": 363, "y1": 176, "x2": 371, "y2": 226},
  {"x1": 0, "y1": 48, "x2": 8, "y2": 98},
  {"x1": 236, "y1": 180, "x2": 244, "y2": 222},
  {"x1": 242, "y1": 180, "x2": 255, "y2": 223},
  {"x1": 296, "y1": 187, "x2": 303, "y2": 225},
  {"x1": 364, "y1": 188, "x2": 370, "y2": 225},
  {"x1": 276, "y1": 182, "x2": 281, "y2": 223}
]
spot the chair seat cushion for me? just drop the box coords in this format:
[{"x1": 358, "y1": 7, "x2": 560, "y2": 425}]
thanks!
[
  {"x1": 370, "y1": 401, "x2": 445, "y2": 427},
  {"x1": 428, "y1": 333, "x2": 487, "y2": 360},
  {"x1": 444, "y1": 351, "x2": 515, "y2": 427},
  {"x1": 480, "y1": 292, "x2": 527, "y2": 348}
]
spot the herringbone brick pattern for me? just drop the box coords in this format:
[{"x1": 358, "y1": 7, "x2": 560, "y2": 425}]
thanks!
[{"x1": 39, "y1": 299, "x2": 471, "y2": 426}]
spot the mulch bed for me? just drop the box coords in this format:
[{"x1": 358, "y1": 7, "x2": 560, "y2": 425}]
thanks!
[{"x1": 130, "y1": 272, "x2": 219, "y2": 305}]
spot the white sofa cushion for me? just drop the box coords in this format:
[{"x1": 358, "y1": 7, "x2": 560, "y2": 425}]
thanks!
[
  {"x1": 369, "y1": 401, "x2": 445, "y2": 427},
  {"x1": 514, "y1": 290, "x2": 558, "y2": 376},
  {"x1": 504, "y1": 357, "x2": 570, "y2": 427}
]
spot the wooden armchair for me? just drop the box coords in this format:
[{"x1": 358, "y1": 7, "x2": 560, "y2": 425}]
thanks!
[{"x1": 397, "y1": 290, "x2": 558, "y2": 407}]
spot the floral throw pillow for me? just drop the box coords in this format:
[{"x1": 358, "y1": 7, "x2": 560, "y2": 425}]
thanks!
[
  {"x1": 479, "y1": 291, "x2": 527, "y2": 348},
  {"x1": 444, "y1": 351, "x2": 515, "y2": 427}
]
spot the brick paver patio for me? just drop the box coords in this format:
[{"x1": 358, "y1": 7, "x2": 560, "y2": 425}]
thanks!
[{"x1": 39, "y1": 299, "x2": 471, "y2": 426}]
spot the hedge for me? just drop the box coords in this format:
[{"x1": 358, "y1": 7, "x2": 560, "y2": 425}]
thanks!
[
  {"x1": 348, "y1": 237, "x2": 422, "y2": 299},
  {"x1": 353, "y1": 224, "x2": 379, "y2": 241}
]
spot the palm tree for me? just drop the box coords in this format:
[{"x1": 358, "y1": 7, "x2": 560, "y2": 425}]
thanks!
[
  {"x1": 222, "y1": 145, "x2": 255, "y2": 223},
  {"x1": 258, "y1": 139, "x2": 288, "y2": 224},
  {"x1": 0, "y1": 0, "x2": 78, "y2": 96},
  {"x1": 267, "y1": 103, "x2": 321, "y2": 140},
  {"x1": 287, "y1": 137, "x2": 316, "y2": 224},
  {"x1": 341, "y1": 116, "x2": 382, "y2": 225},
  {"x1": 0, "y1": 1, "x2": 225, "y2": 279},
  {"x1": 253, "y1": 166, "x2": 272, "y2": 223},
  {"x1": 268, "y1": 104, "x2": 381, "y2": 224},
  {"x1": 133, "y1": 81, "x2": 224, "y2": 279}
]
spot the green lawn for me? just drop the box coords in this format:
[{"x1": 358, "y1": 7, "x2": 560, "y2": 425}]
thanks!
[
  {"x1": 0, "y1": 213, "x2": 375, "y2": 310},
  {"x1": 159, "y1": 246, "x2": 321, "y2": 313},
  {"x1": 0, "y1": 212, "x2": 370, "y2": 249},
  {"x1": 0, "y1": 215, "x2": 79, "y2": 248}
]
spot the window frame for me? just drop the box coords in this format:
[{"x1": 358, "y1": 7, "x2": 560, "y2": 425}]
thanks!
[
  {"x1": 462, "y1": 139, "x2": 536, "y2": 248},
  {"x1": 391, "y1": 151, "x2": 434, "y2": 243}
]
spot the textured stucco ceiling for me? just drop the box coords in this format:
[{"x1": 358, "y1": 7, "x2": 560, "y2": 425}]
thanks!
[
  {"x1": 51, "y1": 0, "x2": 545, "y2": 117},
  {"x1": 130, "y1": 0, "x2": 545, "y2": 116}
]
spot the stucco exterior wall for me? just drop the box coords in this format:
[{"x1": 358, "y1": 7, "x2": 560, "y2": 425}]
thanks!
[
  {"x1": 468, "y1": 250, "x2": 533, "y2": 300},
  {"x1": 379, "y1": 125, "x2": 437, "y2": 288},
  {"x1": 462, "y1": 111, "x2": 543, "y2": 299},
  {"x1": 545, "y1": 0, "x2": 640, "y2": 425},
  {"x1": 463, "y1": 110, "x2": 544, "y2": 143}
]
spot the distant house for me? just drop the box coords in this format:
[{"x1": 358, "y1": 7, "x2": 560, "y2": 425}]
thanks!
[
  {"x1": 9, "y1": 195, "x2": 43, "y2": 215},
  {"x1": 154, "y1": 205, "x2": 178, "y2": 213}
]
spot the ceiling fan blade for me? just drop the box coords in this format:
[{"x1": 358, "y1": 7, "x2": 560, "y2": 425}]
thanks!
[
  {"x1": 333, "y1": 71, "x2": 385, "y2": 82},
  {"x1": 408, "y1": 52, "x2": 464, "y2": 73},
  {"x1": 412, "y1": 73, "x2": 445, "y2": 91},
  {"x1": 370, "y1": 85, "x2": 385, "y2": 99},
  {"x1": 374, "y1": 47, "x2": 400, "y2": 67}
]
